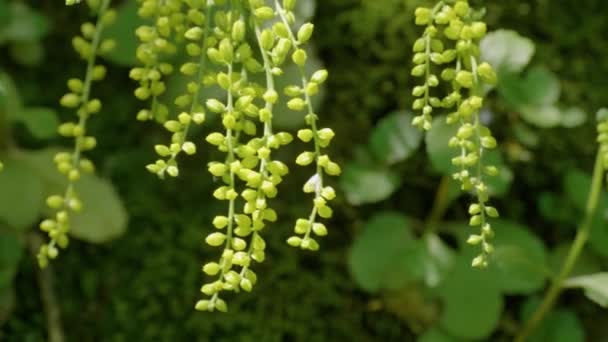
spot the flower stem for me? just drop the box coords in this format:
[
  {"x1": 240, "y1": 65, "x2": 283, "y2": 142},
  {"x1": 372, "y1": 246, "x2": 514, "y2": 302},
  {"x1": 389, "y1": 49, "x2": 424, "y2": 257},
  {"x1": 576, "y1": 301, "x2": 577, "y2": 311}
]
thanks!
[
  {"x1": 29, "y1": 233, "x2": 65, "y2": 342},
  {"x1": 425, "y1": 175, "x2": 451, "y2": 234},
  {"x1": 515, "y1": 151, "x2": 604, "y2": 342}
]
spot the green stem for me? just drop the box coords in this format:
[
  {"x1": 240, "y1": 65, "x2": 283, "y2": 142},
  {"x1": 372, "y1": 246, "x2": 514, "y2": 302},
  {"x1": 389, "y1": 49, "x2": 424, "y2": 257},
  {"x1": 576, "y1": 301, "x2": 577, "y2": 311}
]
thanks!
[
  {"x1": 29, "y1": 233, "x2": 65, "y2": 342},
  {"x1": 514, "y1": 151, "x2": 604, "y2": 342},
  {"x1": 425, "y1": 176, "x2": 451, "y2": 234}
]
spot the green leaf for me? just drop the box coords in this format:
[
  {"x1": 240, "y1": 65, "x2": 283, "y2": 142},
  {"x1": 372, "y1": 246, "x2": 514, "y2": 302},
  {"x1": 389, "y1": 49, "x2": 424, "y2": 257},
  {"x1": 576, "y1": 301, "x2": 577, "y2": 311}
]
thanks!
[
  {"x1": 9, "y1": 40, "x2": 45, "y2": 66},
  {"x1": 0, "y1": 3, "x2": 49, "y2": 43},
  {"x1": 0, "y1": 231, "x2": 22, "y2": 290},
  {"x1": 369, "y1": 111, "x2": 422, "y2": 165},
  {"x1": 100, "y1": 0, "x2": 143, "y2": 66},
  {"x1": 0, "y1": 155, "x2": 45, "y2": 231},
  {"x1": 560, "y1": 107, "x2": 587, "y2": 128},
  {"x1": 521, "y1": 67, "x2": 561, "y2": 106},
  {"x1": 14, "y1": 107, "x2": 59, "y2": 139},
  {"x1": 488, "y1": 220, "x2": 549, "y2": 294},
  {"x1": 480, "y1": 30, "x2": 535, "y2": 74},
  {"x1": 349, "y1": 213, "x2": 425, "y2": 292},
  {"x1": 421, "y1": 234, "x2": 455, "y2": 288},
  {"x1": 18, "y1": 147, "x2": 128, "y2": 243},
  {"x1": 438, "y1": 253, "x2": 503, "y2": 340},
  {"x1": 0, "y1": 72, "x2": 23, "y2": 119},
  {"x1": 499, "y1": 67, "x2": 562, "y2": 128},
  {"x1": 519, "y1": 105, "x2": 562, "y2": 128},
  {"x1": 340, "y1": 163, "x2": 401, "y2": 205},
  {"x1": 564, "y1": 273, "x2": 608, "y2": 308},
  {"x1": 425, "y1": 117, "x2": 458, "y2": 175},
  {"x1": 69, "y1": 174, "x2": 129, "y2": 244},
  {"x1": 17, "y1": 148, "x2": 65, "y2": 195}
]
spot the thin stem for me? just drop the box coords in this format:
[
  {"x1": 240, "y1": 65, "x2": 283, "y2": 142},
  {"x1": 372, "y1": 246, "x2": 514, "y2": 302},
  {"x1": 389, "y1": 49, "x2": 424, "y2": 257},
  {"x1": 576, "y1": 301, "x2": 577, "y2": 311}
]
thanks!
[
  {"x1": 29, "y1": 233, "x2": 65, "y2": 342},
  {"x1": 515, "y1": 151, "x2": 604, "y2": 342},
  {"x1": 425, "y1": 176, "x2": 451, "y2": 234},
  {"x1": 275, "y1": 0, "x2": 324, "y2": 241}
]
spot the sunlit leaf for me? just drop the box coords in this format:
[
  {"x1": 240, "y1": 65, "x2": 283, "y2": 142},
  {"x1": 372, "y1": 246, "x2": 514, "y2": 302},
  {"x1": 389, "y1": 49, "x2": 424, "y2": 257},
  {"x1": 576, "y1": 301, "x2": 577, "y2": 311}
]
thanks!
[
  {"x1": 480, "y1": 30, "x2": 535, "y2": 74},
  {"x1": 564, "y1": 273, "x2": 608, "y2": 308},
  {"x1": 369, "y1": 111, "x2": 422, "y2": 165},
  {"x1": 340, "y1": 163, "x2": 401, "y2": 205}
]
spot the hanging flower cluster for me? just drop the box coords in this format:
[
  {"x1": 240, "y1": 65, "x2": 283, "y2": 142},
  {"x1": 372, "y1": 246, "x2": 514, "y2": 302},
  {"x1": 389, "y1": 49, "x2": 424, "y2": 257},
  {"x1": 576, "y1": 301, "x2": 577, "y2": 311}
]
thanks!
[
  {"x1": 412, "y1": 0, "x2": 498, "y2": 268},
  {"x1": 38, "y1": 0, "x2": 116, "y2": 267},
  {"x1": 132, "y1": 0, "x2": 339, "y2": 312}
]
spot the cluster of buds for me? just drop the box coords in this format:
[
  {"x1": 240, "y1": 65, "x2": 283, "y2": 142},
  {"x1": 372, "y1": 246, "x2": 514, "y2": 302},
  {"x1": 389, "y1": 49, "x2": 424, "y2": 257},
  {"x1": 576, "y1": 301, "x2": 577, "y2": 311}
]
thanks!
[
  {"x1": 38, "y1": 0, "x2": 115, "y2": 267},
  {"x1": 412, "y1": 0, "x2": 498, "y2": 267},
  {"x1": 133, "y1": 0, "x2": 339, "y2": 312}
]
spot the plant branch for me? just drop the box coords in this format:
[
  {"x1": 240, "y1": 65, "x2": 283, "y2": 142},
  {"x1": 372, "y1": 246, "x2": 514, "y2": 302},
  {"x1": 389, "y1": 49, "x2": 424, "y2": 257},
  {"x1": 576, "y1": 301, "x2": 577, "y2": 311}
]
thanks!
[
  {"x1": 28, "y1": 233, "x2": 65, "y2": 342},
  {"x1": 425, "y1": 175, "x2": 451, "y2": 234},
  {"x1": 514, "y1": 151, "x2": 604, "y2": 341}
]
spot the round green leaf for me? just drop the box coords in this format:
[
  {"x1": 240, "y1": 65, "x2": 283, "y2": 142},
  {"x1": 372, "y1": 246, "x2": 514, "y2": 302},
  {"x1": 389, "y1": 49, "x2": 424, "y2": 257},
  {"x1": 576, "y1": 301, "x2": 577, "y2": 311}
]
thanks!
[
  {"x1": 560, "y1": 107, "x2": 587, "y2": 128},
  {"x1": 0, "y1": 155, "x2": 45, "y2": 230},
  {"x1": 9, "y1": 40, "x2": 44, "y2": 66},
  {"x1": 0, "y1": 72, "x2": 23, "y2": 119},
  {"x1": 340, "y1": 163, "x2": 401, "y2": 205},
  {"x1": 349, "y1": 212, "x2": 424, "y2": 292},
  {"x1": 488, "y1": 220, "x2": 549, "y2": 294},
  {"x1": 521, "y1": 67, "x2": 561, "y2": 106},
  {"x1": 15, "y1": 107, "x2": 59, "y2": 139},
  {"x1": 0, "y1": 3, "x2": 49, "y2": 43},
  {"x1": 19, "y1": 148, "x2": 128, "y2": 243},
  {"x1": 422, "y1": 234, "x2": 455, "y2": 288},
  {"x1": 519, "y1": 105, "x2": 562, "y2": 128},
  {"x1": 369, "y1": 111, "x2": 422, "y2": 165},
  {"x1": 17, "y1": 148, "x2": 65, "y2": 195},
  {"x1": 439, "y1": 253, "x2": 503, "y2": 340},
  {"x1": 480, "y1": 30, "x2": 535, "y2": 74},
  {"x1": 69, "y1": 174, "x2": 129, "y2": 244}
]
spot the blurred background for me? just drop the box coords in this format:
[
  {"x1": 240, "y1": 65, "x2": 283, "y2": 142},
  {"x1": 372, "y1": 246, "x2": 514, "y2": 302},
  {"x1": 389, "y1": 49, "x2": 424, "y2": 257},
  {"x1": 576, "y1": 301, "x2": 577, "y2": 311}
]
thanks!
[{"x1": 1, "y1": 0, "x2": 608, "y2": 341}]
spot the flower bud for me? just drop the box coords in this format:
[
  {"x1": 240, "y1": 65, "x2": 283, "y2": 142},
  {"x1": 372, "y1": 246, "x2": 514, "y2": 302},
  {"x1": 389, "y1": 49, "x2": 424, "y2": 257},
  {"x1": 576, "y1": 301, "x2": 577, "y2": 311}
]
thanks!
[{"x1": 297, "y1": 23, "x2": 314, "y2": 43}]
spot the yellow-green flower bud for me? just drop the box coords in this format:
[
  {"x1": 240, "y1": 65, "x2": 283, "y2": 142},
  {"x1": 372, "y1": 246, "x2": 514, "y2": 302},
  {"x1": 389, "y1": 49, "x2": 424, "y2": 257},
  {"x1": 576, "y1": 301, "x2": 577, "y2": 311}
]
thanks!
[
  {"x1": 206, "y1": 232, "x2": 226, "y2": 247},
  {"x1": 254, "y1": 7, "x2": 275, "y2": 20},
  {"x1": 297, "y1": 23, "x2": 314, "y2": 43},
  {"x1": 296, "y1": 152, "x2": 315, "y2": 166},
  {"x1": 292, "y1": 49, "x2": 307, "y2": 66},
  {"x1": 60, "y1": 93, "x2": 80, "y2": 108},
  {"x1": 455, "y1": 71, "x2": 474, "y2": 88},
  {"x1": 287, "y1": 98, "x2": 305, "y2": 111}
]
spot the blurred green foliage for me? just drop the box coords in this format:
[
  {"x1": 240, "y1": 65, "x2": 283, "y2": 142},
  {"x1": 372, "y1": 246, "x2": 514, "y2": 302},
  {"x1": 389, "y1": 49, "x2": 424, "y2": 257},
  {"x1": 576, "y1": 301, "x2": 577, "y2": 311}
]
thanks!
[{"x1": 0, "y1": 0, "x2": 607, "y2": 341}]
